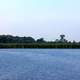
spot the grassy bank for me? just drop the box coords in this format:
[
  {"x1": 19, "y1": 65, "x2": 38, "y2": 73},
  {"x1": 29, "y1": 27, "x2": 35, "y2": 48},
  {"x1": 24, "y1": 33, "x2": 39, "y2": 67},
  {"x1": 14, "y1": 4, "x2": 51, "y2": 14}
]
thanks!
[{"x1": 0, "y1": 43, "x2": 80, "y2": 48}]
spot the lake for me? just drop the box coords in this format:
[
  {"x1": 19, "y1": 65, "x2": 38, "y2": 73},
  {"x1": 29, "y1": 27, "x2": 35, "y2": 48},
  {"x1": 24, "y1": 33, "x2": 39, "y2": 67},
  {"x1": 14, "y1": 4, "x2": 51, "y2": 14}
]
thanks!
[{"x1": 0, "y1": 49, "x2": 80, "y2": 80}]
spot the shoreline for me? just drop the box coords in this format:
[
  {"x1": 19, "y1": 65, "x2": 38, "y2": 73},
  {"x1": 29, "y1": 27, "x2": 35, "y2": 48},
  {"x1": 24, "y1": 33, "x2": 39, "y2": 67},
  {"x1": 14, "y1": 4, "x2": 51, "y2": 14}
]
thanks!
[{"x1": 0, "y1": 43, "x2": 80, "y2": 48}]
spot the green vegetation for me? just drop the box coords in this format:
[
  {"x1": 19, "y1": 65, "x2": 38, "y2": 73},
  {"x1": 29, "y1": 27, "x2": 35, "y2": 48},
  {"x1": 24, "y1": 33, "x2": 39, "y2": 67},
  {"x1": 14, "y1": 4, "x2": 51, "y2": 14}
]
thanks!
[{"x1": 0, "y1": 34, "x2": 79, "y2": 48}]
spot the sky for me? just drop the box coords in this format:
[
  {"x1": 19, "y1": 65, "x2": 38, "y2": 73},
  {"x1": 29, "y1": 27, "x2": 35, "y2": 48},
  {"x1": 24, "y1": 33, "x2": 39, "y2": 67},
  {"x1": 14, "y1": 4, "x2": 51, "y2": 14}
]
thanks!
[{"x1": 0, "y1": 0, "x2": 80, "y2": 41}]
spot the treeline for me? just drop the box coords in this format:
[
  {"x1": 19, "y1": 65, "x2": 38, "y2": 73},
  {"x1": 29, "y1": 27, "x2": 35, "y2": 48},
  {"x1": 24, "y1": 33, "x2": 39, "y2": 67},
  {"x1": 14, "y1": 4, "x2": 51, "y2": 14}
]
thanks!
[
  {"x1": 0, "y1": 35, "x2": 80, "y2": 48},
  {"x1": 0, "y1": 35, "x2": 45, "y2": 43}
]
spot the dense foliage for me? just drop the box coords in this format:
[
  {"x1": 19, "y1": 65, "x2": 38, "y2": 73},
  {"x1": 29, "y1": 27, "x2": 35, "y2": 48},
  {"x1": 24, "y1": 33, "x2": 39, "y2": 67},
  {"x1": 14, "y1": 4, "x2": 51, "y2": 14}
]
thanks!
[
  {"x1": 0, "y1": 35, "x2": 35, "y2": 43},
  {"x1": 0, "y1": 35, "x2": 80, "y2": 48}
]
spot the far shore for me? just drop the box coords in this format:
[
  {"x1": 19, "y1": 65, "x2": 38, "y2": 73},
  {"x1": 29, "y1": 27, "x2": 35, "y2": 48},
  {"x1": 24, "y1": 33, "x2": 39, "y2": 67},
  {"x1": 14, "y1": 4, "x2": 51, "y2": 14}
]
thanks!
[{"x1": 0, "y1": 43, "x2": 80, "y2": 48}]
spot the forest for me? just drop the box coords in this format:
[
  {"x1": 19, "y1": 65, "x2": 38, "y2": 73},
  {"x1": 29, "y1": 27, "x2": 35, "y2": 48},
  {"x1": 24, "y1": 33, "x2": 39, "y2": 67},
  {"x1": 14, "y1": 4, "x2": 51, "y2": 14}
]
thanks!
[{"x1": 0, "y1": 34, "x2": 79, "y2": 48}]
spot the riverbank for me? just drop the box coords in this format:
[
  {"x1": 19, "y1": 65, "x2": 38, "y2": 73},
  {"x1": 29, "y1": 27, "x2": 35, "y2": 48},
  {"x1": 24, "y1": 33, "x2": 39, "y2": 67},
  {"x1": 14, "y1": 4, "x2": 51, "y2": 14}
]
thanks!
[{"x1": 0, "y1": 43, "x2": 80, "y2": 48}]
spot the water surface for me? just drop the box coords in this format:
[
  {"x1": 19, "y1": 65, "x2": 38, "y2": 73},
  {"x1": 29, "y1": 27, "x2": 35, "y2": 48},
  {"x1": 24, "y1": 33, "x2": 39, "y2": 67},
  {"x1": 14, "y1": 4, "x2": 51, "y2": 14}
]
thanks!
[{"x1": 0, "y1": 49, "x2": 80, "y2": 80}]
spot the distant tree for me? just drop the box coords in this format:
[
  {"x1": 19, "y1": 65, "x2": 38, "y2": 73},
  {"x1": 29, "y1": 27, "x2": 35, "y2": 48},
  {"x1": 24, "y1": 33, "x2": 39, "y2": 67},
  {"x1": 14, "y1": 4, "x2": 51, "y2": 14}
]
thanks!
[
  {"x1": 59, "y1": 34, "x2": 68, "y2": 43},
  {"x1": 72, "y1": 40, "x2": 77, "y2": 44},
  {"x1": 22, "y1": 37, "x2": 35, "y2": 43},
  {"x1": 60, "y1": 34, "x2": 65, "y2": 40},
  {"x1": 36, "y1": 38, "x2": 46, "y2": 43},
  {"x1": 55, "y1": 39, "x2": 59, "y2": 43},
  {"x1": 68, "y1": 41, "x2": 72, "y2": 44}
]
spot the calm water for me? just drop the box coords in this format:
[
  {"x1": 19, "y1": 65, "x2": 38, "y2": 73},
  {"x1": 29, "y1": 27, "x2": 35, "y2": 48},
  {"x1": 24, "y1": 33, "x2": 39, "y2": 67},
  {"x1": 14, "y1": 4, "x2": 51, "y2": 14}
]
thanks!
[{"x1": 0, "y1": 49, "x2": 80, "y2": 80}]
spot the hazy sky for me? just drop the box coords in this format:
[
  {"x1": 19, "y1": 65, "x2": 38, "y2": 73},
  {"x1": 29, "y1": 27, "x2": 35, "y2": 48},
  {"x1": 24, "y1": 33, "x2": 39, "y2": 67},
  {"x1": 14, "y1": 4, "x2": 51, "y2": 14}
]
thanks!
[{"x1": 0, "y1": 0, "x2": 80, "y2": 41}]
